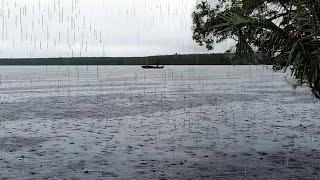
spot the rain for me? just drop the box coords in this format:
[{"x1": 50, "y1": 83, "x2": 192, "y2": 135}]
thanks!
[
  {"x1": 0, "y1": 0, "x2": 214, "y2": 58},
  {"x1": 0, "y1": 0, "x2": 319, "y2": 179}
]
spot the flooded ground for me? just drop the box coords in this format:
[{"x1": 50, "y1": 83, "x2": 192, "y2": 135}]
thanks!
[{"x1": 0, "y1": 65, "x2": 319, "y2": 179}]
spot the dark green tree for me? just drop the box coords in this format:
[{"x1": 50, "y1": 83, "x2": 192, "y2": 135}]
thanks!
[{"x1": 192, "y1": 0, "x2": 320, "y2": 97}]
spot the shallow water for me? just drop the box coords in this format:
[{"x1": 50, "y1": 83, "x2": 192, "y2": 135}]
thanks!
[{"x1": 0, "y1": 65, "x2": 319, "y2": 179}]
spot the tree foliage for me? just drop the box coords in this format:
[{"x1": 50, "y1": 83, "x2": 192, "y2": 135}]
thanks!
[{"x1": 192, "y1": 0, "x2": 320, "y2": 97}]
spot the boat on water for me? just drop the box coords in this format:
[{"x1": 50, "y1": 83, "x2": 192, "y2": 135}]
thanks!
[
  {"x1": 141, "y1": 59, "x2": 164, "y2": 69},
  {"x1": 141, "y1": 65, "x2": 164, "y2": 69}
]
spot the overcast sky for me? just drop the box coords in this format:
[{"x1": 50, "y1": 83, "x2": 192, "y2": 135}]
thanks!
[{"x1": 0, "y1": 0, "x2": 233, "y2": 58}]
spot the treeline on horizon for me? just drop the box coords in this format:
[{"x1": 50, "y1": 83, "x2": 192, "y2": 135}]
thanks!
[{"x1": 0, "y1": 54, "x2": 271, "y2": 65}]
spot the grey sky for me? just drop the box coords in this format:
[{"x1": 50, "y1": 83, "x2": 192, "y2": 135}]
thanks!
[{"x1": 0, "y1": 0, "x2": 233, "y2": 58}]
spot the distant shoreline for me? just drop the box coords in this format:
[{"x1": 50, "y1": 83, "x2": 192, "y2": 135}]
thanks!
[{"x1": 0, "y1": 54, "x2": 270, "y2": 66}]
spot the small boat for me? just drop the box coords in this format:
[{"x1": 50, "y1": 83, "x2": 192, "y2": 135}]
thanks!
[
  {"x1": 141, "y1": 65, "x2": 164, "y2": 69},
  {"x1": 141, "y1": 59, "x2": 164, "y2": 69}
]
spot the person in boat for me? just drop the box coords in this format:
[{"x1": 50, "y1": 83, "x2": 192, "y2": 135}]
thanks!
[{"x1": 156, "y1": 59, "x2": 160, "y2": 67}]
